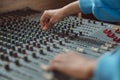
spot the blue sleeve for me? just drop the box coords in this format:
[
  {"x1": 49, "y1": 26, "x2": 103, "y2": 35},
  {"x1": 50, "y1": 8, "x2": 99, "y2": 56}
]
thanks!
[
  {"x1": 78, "y1": 0, "x2": 120, "y2": 22},
  {"x1": 93, "y1": 47, "x2": 120, "y2": 80}
]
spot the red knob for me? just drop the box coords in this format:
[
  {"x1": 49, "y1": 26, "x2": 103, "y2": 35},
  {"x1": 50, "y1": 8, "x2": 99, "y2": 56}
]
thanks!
[
  {"x1": 113, "y1": 37, "x2": 120, "y2": 42},
  {"x1": 103, "y1": 29, "x2": 111, "y2": 34},
  {"x1": 115, "y1": 29, "x2": 120, "y2": 34},
  {"x1": 107, "y1": 33, "x2": 115, "y2": 38}
]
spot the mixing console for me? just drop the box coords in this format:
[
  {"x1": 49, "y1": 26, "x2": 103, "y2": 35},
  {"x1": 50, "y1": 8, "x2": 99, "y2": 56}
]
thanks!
[{"x1": 0, "y1": 10, "x2": 120, "y2": 80}]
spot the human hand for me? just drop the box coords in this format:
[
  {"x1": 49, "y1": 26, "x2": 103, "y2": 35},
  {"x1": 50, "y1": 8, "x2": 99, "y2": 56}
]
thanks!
[
  {"x1": 48, "y1": 51, "x2": 96, "y2": 79},
  {"x1": 40, "y1": 8, "x2": 65, "y2": 30}
]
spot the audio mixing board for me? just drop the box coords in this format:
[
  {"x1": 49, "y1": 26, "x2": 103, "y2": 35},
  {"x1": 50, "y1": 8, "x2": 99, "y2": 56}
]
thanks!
[{"x1": 0, "y1": 9, "x2": 120, "y2": 80}]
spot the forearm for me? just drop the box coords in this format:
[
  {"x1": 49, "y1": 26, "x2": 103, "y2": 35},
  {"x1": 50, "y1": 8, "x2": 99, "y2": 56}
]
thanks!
[
  {"x1": 80, "y1": 59, "x2": 97, "y2": 79},
  {"x1": 88, "y1": 60, "x2": 97, "y2": 78},
  {"x1": 60, "y1": 1, "x2": 81, "y2": 17}
]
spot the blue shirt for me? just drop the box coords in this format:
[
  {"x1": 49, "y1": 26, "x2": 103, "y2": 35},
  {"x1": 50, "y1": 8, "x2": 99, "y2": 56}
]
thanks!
[
  {"x1": 94, "y1": 47, "x2": 120, "y2": 80},
  {"x1": 78, "y1": 0, "x2": 120, "y2": 22},
  {"x1": 78, "y1": 0, "x2": 120, "y2": 80}
]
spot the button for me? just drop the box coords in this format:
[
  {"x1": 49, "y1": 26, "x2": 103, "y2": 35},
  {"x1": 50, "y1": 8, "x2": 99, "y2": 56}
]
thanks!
[
  {"x1": 7, "y1": 43, "x2": 11, "y2": 49},
  {"x1": 46, "y1": 46, "x2": 51, "y2": 51},
  {"x1": 3, "y1": 42, "x2": 7, "y2": 47},
  {"x1": 59, "y1": 41, "x2": 63, "y2": 45},
  {"x1": 32, "y1": 41, "x2": 36, "y2": 46},
  {"x1": 113, "y1": 37, "x2": 120, "y2": 42},
  {"x1": 4, "y1": 64, "x2": 11, "y2": 71},
  {"x1": 25, "y1": 44, "x2": 29, "y2": 49},
  {"x1": 23, "y1": 56, "x2": 29, "y2": 62},
  {"x1": 18, "y1": 46, "x2": 22, "y2": 53},
  {"x1": 29, "y1": 45, "x2": 34, "y2": 51},
  {"x1": 49, "y1": 37, "x2": 53, "y2": 43},
  {"x1": 11, "y1": 45, "x2": 16, "y2": 50},
  {"x1": 115, "y1": 29, "x2": 120, "y2": 34},
  {"x1": 40, "y1": 63, "x2": 48, "y2": 71},
  {"x1": 0, "y1": 54, "x2": 4, "y2": 60},
  {"x1": 32, "y1": 52, "x2": 37, "y2": 58},
  {"x1": 39, "y1": 39, "x2": 43, "y2": 44},
  {"x1": 43, "y1": 72, "x2": 54, "y2": 80},
  {"x1": 53, "y1": 44, "x2": 57, "y2": 48},
  {"x1": 9, "y1": 49, "x2": 13, "y2": 56},
  {"x1": 107, "y1": 33, "x2": 115, "y2": 38},
  {"x1": 79, "y1": 31, "x2": 83, "y2": 35},
  {"x1": 13, "y1": 51, "x2": 18, "y2": 58},
  {"x1": 21, "y1": 48, "x2": 26, "y2": 54},
  {"x1": 76, "y1": 47, "x2": 84, "y2": 53},
  {"x1": 103, "y1": 29, "x2": 111, "y2": 34},
  {"x1": 4, "y1": 55, "x2": 9, "y2": 62},
  {"x1": 100, "y1": 45, "x2": 109, "y2": 51},
  {"x1": 44, "y1": 41, "x2": 47, "y2": 45},
  {"x1": 40, "y1": 49, "x2": 45, "y2": 55},
  {"x1": 64, "y1": 37, "x2": 68, "y2": 43},
  {"x1": 55, "y1": 35, "x2": 59, "y2": 40},
  {"x1": 37, "y1": 43, "x2": 41, "y2": 48},
  {"x1": 91, "y1": 47, "x2": 99, "y2": 53},
  {"x1": 15, "y1": 59, "x2": 21, "y2": 66}
]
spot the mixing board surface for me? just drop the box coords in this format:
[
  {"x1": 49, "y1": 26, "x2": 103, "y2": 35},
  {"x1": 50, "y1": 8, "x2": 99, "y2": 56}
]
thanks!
[{"x1": 0, "y1": 10, "x2": 120, "y2": 80}]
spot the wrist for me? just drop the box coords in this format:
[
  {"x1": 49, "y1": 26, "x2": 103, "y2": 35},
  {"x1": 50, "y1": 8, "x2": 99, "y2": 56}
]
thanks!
[
  {"x1": 88, "y1": 60, "x2": 96, "y2": 78},
  {"x1": 59, "y1": 7, "x2": 69, "y2": 17}
]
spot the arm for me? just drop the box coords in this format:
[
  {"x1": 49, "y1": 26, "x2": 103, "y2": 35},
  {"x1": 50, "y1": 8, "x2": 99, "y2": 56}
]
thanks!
[
  {"x1": 61, "y1": 1, "x2": 81, "y2": 17},
  {"x1": 48, "y1": 51, "x2": 97, "y2": 79},
  {"x1": 48, "y1": 47, "x2": 120, "y2": 80},
  {"x1": 78, "y1": 0, "x2": 120, "y2": 22},
  {"x1": 40, "y1": 1, "x2": 81, "y2": 30},
  {"x1": 94, "y1": 47, "x2": 120, "y2": 80}
]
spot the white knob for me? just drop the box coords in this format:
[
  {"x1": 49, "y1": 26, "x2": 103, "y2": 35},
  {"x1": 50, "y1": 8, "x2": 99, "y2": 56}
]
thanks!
[{"x1": 91, "y1": 47, "x2": 99, "y2": 52}]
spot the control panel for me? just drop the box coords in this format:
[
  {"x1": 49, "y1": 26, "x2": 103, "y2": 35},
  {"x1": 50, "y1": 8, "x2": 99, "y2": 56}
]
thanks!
[{"x1": 0, "y1": 10, "x2": 120, "y2": 80}]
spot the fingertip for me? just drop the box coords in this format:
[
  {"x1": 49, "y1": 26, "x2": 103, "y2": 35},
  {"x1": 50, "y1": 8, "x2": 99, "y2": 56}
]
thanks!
[
  {"x1": 47, "y1": 65, "x2": 53, "y2": 71},
  {"x1": 42, "y1": 26, "x2": 47, "y2": 30}
]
